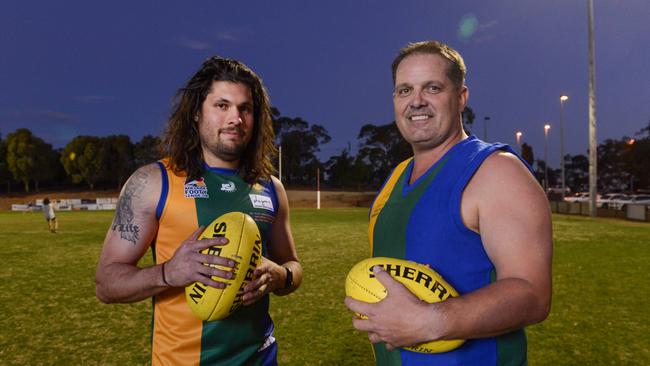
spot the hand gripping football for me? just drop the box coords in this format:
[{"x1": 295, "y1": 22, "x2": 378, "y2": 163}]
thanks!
[
  {"x1": 185, "y1": 212, "x2": 262, "y2": 321},
  {"x1": 345, "y1": 257, "x2": 465, "y2": 353}
]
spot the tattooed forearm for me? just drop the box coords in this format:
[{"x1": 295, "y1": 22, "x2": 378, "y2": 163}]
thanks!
[{"x1": 111, "y1": 168, "x2": 147, "y2": 245}]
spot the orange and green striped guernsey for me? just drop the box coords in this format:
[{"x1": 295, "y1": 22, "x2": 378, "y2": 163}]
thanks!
[
  {"x1": 151, "y1": 160, "x2": 279, "y2": 365},
  {"x1": 368, "y1": 136, "x2": 529, "y2": 366}
]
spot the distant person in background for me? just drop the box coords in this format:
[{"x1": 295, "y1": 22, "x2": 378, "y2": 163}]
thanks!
[
  {"x1": 95, "y1": 56, "x2": 302, "y2": 365},
  {"x1": 42, "y1": 198, "x2": 58, "y2": 233},
  {"x1": 345, "y1": 40, "x2": 552, "y2": 365}
]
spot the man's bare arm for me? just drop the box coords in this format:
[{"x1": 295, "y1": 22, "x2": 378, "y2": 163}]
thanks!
[
  {"x1": 346, "y1": 151, "x2": 552, "y2": 347},
  {"x1": 95, "y1": 164, "x2": 235, "y2": 303},
  {"x1": 95, "y1": 164, "x2": 166, "y2": 303}
]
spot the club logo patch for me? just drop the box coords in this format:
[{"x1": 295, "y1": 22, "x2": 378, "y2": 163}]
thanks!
[
  {"x1": 185, "y1": 178, "x2": 209, "y2": 198},
  {"x1": 249, "y1": 194, "x2": 274, "y2": 211},
  {"x1": 221, "y1": 181, "x2": 236, "y2": 192}
]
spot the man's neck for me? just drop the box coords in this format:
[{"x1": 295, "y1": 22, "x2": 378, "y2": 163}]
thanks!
[
  {"x1": 410, "y1": 131, "x2": 467, "y2": 183},
  {"x1": 202, "y1": 151, "x2": 240, "y2": 171}
]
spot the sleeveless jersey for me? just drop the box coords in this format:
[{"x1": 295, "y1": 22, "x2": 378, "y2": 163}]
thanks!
[
  {"x1": 368, "y1": 136, "x2": 530, "y2": 366},
  {"x1": 151, "y1": 161, "x2": 279, "y2": 366}
]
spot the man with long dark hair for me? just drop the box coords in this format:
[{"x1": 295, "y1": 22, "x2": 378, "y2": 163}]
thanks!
[{"x1": 96, "y1": 56, "x2": 302, "y2": 365}]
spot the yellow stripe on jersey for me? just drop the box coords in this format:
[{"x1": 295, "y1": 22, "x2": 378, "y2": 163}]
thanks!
[
  {"x1": 152, "y1": 163, "x2": 203, "y2": 366},
  {"x1": 368, "y1": 158, "x2": 412, "y2": 255}
]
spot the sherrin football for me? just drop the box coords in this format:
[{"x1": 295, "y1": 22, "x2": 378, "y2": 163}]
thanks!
[
  {"x1": 185, "y1": 212, "x2": 262, "y2": 321},
  {"x1": 345, "y1": 257, "x2": 465, "y2": 353}
]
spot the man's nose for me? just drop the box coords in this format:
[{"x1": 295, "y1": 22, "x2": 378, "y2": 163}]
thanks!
[
  {"x1": 409, "y1": 90, "x2": 427, "y2": 108},
  {"x1": 229, "y1": 111, "x2": 243, "y2": 125}
]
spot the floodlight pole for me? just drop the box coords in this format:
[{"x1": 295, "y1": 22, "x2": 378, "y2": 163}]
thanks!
[
  {"x1": 544, "y1": 124, "x2": 551, "y2": 192},
  {"x1": 560, "y1": 95, "x2": 568, "y2": 199},
  {"x1": 587, "y1": 0, "x2": 598, "y2": 217}
]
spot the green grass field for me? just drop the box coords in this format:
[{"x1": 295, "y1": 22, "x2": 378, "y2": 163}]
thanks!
[{"x1": 0, "y1": 209, "x2": 648, "y2": 365}]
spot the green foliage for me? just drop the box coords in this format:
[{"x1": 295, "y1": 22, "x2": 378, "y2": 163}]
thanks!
[
  {"x1": 0, "y1": 133, "x2": 11, "y2": 191},
  {"x1": 61, "y1": 136, "x2": 104, "y2": 189},
  {"x1": 1, "y1": 210, "x2": 649, "y2": 365},
  {"x1": 5, "y1": 128, "x2": 53, "y2": 192},
  {"x1": 521, "y1": 142, "x2": 534, "y2": 167},
  {"x1": 102, "y1": 135, "x2": 134, "y2": 189},
  {"x1": 273, "y1": 112, "x2": 331, "y2": 186},
  {"x1": 461, "y1": 106, "x2": 476, "y2": 133},
  {"x1": 133, "y1": 135, "x2": 162, "y2": 167},
  {"x1": 356, "y1": 123, "x2": 411, "y2": 188},
  {"x1": 565, "y1": 154, "x2": 589, "y2": 192}
]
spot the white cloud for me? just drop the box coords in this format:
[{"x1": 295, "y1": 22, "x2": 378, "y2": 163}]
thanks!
[{"x1": 174, "y1": 36, "x2": 212, "y2": 50}]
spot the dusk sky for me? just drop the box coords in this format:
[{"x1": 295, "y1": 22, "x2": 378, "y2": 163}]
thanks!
[{"x1": 2, "y1": 1, "x2": 649, "y2": 167}]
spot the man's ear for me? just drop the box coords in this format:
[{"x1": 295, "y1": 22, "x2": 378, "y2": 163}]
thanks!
[{"x1": 458, "y1": 85, "x2": 469, "y2": 112}]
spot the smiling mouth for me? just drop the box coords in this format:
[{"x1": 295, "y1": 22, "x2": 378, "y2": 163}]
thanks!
[{"x1": 408, "y1": 114, "x2": 432, "y2": 121}]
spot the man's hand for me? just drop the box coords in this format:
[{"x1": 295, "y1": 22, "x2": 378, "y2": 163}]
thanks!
[
  {"x1": 242, "y1": 256, "x2": 285, "y2": 306},
  {"x1": 164, "y1": 226, "x2": 237, "y2": 288},
  {"x1": 344, "y1": 266, "x2": 444, "y2": 350}
]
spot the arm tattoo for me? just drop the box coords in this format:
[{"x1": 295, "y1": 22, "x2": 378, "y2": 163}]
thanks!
[{"x1": 111, "y1": 168, "x2": 147, "y2": 245}]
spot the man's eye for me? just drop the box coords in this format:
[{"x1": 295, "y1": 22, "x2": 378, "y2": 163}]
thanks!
[
  {"x1": 397, "y1": 88, "x2": 411, "y2": 96},
  {"x1": 240, "y1": 106, "x2": 252, "y2": 113},
  {"x1": 216, "y1": 103, "x2": 228, "y2": 110},
  {"x1": 426, "y1": 85, "x2": 441, "y2": 93}
]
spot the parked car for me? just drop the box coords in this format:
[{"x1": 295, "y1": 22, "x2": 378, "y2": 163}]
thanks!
[
  {"x1": 564, "y1": 192, "x2": 600, "y2": 203},
  {"x1": 610, "y1": 194, "x2": 650, "y2": 211},
  {"x1": 564, "y1": 192, "x2": 589, "y2": 202},
  {"x1": 598, "y1": 193, "x2": 628, "y2": 209}
]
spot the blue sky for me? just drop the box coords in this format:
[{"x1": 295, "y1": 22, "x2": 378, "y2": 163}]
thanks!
[{"x1": 1, "y1": 1, "x2": 649, "y2": 167}]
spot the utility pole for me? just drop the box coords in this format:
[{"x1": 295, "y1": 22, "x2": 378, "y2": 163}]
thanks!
[
  {"x1": 587, "y1": 0, "x2": 598, "y2": 217},
  {"x1": 560, "y1": 95, "x2": 568, "y2": 199}
]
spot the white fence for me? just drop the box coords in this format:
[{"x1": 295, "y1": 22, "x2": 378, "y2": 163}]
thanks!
[
  {"x1": 550, "y1": 201, "x2": 649, "y2": 222},
  {"x1": 11, "y1": 197, "x2": 118, "y2": 212}
]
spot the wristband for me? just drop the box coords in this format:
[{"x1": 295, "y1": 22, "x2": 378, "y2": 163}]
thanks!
[
  {"x1": 161, "y1": 262, "x2": 171, "y2": 287},
  {"x1": 283, "y1": 266, "x2": 294, "y2": 289}
]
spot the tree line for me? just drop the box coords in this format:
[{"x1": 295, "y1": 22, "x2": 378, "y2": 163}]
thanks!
[{"x1": 1, "y1": 109, "x2": 648, "y2": 194}]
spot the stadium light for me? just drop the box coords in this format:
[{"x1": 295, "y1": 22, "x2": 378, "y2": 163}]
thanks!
[
  {"x1": 560, "y1": 95, "x2": 569, "y2": 198},
  {"x1": 544, "y1": 124, "x2": 551, "y2": 191}
]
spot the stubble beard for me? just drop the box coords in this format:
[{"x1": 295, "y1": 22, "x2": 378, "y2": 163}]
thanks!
[
  {"x1": 212, "y1": 138, "x2": 247, "y2": 162},
  {"x1": 203, "y1": 128, "x2": 249, "y2": 163}
]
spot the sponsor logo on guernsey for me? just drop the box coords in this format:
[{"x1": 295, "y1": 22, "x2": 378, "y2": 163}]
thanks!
[
  {"x1": 221, "y1": 181, "x2": 236, "y2": 192},
  {"x1": 184, "y1": 178, "x2": 209, "y2": 198},
  {"x1": 249, "y1": 194, "x2": 274, "y2": 211}
]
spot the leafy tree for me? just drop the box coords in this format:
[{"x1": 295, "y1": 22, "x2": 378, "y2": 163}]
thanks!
[
  {"x1": 565, "y1": 154, "x2": 589, "y2": 193},
  {"x1": 134, "y1": 135, "x2": 162, "y2": 167},
  {"x1": 635, "y1": 118, "x2": 650, "y2": 138},
  {"x1": 325, "y1": 145, "x2": 356, "y2": 188},
  {"x1": 356, "y1": 122, "x2": 411, "y2": 188},
  {"x1": 61, "y1": 136, "x2": 104, "y2": 189},
  {"x1": 629, "y1": 120, "x2": 650, "y2": 191},
  {"x1": 0, "y1": 133, "x2": 12, "y2": 193},
  {"x1": 598, "y1": 139, "x2": 629, "y2": 192},
  {"x1": 461, "y1": 106, "x2": 476, "y2": 135},
  {"x1": 102, "y1": 135, "x2": 134, "y2": 189},
  {"x1": 5, "y1": 128, "x2": 51, "y2": 192},
  {"x1": 521, "y1": 143, "x2": 535, "y2": 167},
  {"x1": 32, "y1": 141, "x2": 59, "y2": 192},
  {"x1": 273, "y1": 113, "x2": 331, "y2": 186}
]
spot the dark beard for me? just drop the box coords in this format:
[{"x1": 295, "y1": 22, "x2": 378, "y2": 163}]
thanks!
[{"x1": 213, "y1": 139, "x2": 246, "y2": 162}]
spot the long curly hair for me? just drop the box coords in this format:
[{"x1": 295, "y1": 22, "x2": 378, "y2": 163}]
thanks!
[{"x1": 162, "y1": 56, "x2": 277, "y2": 183}]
